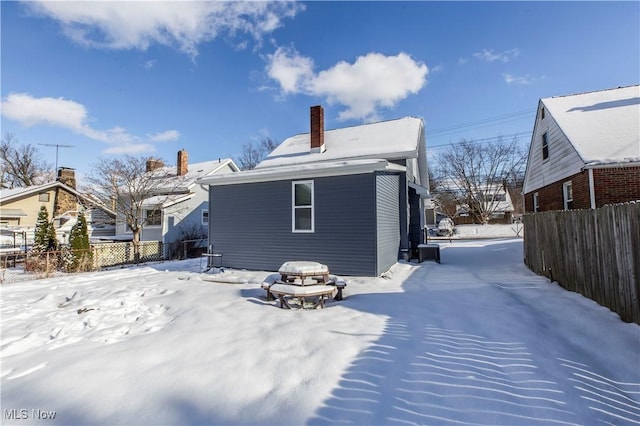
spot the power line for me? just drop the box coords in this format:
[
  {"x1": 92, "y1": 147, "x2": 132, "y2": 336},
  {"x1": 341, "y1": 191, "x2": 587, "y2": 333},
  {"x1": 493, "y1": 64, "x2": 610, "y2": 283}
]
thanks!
[
  {"x1": 428, "y1": 109, "x2": 535, "y2": 136},
  {"x1": 38, "y1": 143, "x2": 75, "y2": 171},
  {"x1": 427, "y1": 131, "x2": 532, "y2": 150}
]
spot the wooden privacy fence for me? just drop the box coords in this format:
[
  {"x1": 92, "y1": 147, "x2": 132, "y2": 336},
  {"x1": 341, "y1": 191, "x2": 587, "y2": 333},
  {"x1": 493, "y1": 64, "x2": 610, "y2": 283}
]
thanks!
[{"x1": 523, "y1": 202, "x2": 640, "y2": 324}]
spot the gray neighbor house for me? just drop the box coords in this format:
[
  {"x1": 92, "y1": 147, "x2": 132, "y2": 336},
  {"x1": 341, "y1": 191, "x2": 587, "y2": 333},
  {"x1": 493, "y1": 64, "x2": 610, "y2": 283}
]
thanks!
[{"x1": 200, "y1": 106, "x2": 430, "y2": 276}]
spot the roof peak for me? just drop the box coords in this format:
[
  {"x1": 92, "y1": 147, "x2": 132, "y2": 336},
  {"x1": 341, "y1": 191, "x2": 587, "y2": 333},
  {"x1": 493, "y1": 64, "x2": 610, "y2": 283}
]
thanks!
[{"x1": 543, "y1": 84, "x2": 639, "y2": 101}]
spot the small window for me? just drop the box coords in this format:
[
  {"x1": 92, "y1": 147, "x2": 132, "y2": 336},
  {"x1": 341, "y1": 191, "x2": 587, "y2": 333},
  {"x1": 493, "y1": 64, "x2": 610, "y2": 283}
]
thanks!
[
  {"x1": 533, "y1": 192, "x2": 539, "y2": 212},
  {"x1": 38, "y1": 192, "x2": 50, "y2": 202},
  {"x1": 563, "y1": 181, "x2": 573, "y2": 210},
  {"x1": 202, "y1": 209, "x2": 209, "y2": 226},
  {"x1": 541, "y1": 106, "x2": 545, "y2": 120},
  {"x1": 145, "y1": 209, "x2": 161, "y2": 226},
  {"x1": 542, "y1": 132, "x2": 549, "y2": 160},
  {"x1": 292, "y1": 180, "x2": 314, "y2": 232}
]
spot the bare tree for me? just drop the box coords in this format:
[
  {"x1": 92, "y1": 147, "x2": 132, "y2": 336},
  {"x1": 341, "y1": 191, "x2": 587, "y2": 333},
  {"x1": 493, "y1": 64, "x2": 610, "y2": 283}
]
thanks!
[
  {"x1": 436, "y1": 136, "x2": 527, "y2": 224},
  {"x1": 84, "y1": 155, "x2": 184, "y2": 261},
  {"x1": 237, "y1": 137, "x2": 278, "y2": 170},
  {"x1": 0, "y1": 133, "x2": 54, "y2": 187}
]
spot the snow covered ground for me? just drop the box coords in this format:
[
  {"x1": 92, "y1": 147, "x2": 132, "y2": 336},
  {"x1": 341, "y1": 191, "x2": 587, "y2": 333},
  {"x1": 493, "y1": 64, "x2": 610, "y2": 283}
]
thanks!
[
  {"x1": 429, "y1": 223, "x2": 525, "y2": 240},
  {"x1": 1, "y1": 239, "x2": 639, "y2": 425}
]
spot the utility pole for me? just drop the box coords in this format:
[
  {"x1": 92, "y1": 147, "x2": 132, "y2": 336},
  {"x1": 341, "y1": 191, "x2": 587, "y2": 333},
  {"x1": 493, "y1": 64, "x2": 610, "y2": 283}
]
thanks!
[{"x1": 38, "y1": 143, "x2": 75, "y2": 171}]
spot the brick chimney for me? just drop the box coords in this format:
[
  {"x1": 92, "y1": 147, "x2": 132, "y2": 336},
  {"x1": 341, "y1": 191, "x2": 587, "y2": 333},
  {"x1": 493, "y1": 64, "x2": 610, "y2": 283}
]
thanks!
[
  {"x1": 57, "y1": 167, "x2": 76, "y2": 189},
  {"x1": 146, "y1": 158, "x2": 164, "y2": 172},
  {"x1": 310, "y1": 105, "x2": 325, "y2": 153},
  {"x1": 177, "y1": 149, "x2": 188, "y2": 176}
]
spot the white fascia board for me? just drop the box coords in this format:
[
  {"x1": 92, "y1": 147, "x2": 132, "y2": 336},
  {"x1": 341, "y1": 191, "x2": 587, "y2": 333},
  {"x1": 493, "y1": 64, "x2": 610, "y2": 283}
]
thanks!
[
  {"x1": 162, "y1": 193, "x2": 195, "y2": 208},
  {"x1": 200, "y1": 160, "x2": 406, "y2": 186}
]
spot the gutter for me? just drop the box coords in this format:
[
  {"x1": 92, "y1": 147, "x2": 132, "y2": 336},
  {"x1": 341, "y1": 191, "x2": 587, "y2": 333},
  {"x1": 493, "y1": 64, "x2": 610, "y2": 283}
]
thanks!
[
  {"x1": 583, "y1": 160, "x2": 640, "y2": 170},
  {"x1": 199, "y1": 159, "x2": 406, "y2": 186}
]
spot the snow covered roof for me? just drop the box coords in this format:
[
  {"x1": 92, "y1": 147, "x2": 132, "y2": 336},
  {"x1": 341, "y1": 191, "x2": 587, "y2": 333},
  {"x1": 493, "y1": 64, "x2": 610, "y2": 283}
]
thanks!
[
  {"x1": 0, "y1": 181, "x2": 115, "y2": 217},
  {"x1": 0, "y1": 181, "x2": 60, "y2": 201},
  {"x1": 542, "y1": 85, "x2": 640, "y2": 166},
  {"x1": 150, "y1": 158, "x2": 239, "y2": 191},
  {"x1": 141, "y1": 193, "x2": 195, "y2": 208},
  {"x1": 199, "y1": 159, "x2": 406, "y2": 186},
  {"x1": 256, "y1": 117, "x2": 424, "y2": 169}
]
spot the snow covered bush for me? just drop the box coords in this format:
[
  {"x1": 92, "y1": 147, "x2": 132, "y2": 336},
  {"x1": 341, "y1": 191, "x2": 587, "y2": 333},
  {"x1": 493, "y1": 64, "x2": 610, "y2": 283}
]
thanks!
[{"x1": 32, "y1": 205, "x2": 57, "y2": 253}]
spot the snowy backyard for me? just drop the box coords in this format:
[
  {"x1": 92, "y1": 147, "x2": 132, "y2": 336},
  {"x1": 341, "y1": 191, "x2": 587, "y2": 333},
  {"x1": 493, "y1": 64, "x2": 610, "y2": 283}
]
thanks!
[{"x1": 1, "y1": 238, "x2": 639, "y2": 425}]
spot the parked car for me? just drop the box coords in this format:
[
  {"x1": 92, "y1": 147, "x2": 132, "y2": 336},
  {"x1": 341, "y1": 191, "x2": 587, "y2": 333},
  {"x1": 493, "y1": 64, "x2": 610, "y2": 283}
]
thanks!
[{"x1": 437, "y1": 217, "x2": 455, "y2": 237}]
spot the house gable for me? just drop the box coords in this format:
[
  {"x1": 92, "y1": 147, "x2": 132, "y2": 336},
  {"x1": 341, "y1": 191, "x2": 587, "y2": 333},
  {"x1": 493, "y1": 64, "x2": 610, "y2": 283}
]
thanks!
[
  {"x1": 523, "y1": 100, "x2": 585, "y2": 194},
  {"x1": 1, "y1": 181, "x2": 115, "y2": 229},
  {"x1": 523, "y1": 85, "x2": 640, "y2": 196}
]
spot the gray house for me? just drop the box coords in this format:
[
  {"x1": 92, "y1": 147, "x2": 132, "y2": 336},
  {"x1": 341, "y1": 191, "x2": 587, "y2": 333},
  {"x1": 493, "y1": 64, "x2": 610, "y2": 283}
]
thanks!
[{"x1": 201, "y1": 106, "x2": 429, "y2": 276}]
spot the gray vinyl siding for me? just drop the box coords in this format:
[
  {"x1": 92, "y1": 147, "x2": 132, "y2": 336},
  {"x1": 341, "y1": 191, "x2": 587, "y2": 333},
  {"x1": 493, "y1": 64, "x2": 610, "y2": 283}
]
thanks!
[
  {"x1": 376, "y1": 173, "x2": 400, "y2": 275},
  {"x1": 209, "y1": 174, "x2": 378, "y2": 275}
]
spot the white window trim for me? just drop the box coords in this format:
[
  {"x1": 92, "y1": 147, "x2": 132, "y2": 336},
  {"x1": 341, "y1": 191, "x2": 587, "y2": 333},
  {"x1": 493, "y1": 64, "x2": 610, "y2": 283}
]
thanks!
[
  {"x1": 292, "y1": 180, "x2": 314, "y2": 233},
  {"x1": 533, "y1": 192, "x2": 539, "y2": 213},
  {"x1": 201, "y1": 209, "x2": 209, "y2": 226},
  {"x1": 563, "y1": 181, "x2": 573, "y2": 211}
]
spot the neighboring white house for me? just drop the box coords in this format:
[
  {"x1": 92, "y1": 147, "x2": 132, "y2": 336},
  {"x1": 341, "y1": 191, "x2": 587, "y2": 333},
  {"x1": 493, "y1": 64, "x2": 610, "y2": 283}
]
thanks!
[
  {"x1": 435, "y1": 179, "x2": 515, "y2": 224},
  {"x1": 456, "y1": 183, "x2": 516, "y2": 221},
  {"x1": 114, "y1": 150, "x2": 239, "y2": 257}
]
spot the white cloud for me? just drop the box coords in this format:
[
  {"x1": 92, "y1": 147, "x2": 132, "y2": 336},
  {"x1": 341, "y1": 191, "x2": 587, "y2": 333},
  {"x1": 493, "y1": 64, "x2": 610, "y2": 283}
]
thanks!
[
  {"x1": 474, "y1": 48, "x2": 520, "y2": 63},
  {"x1": 24, "y1": 1, "x2": 303, "y2": 59},
  {"x1": 103, "y1": 143, "x2": 156, "y2": 155},
  {"x1": 266, "y1": 48, "x2": 428, "y2": 122},
  {"x1": 1, "y1": 92, "x2": 89, "y2": 131},
  {"x1": 503, "y1": 73, "x2": 542, "y2": 85},
  {"x1": 1, "y1": 93, "x2": 178, "y2": 154},
  {"x1": 148, "y1": 130, "x2": 180, "y2": 142},
  {"x1": 143, "y1": 59, "x2": 157, "y2": 69},
  {"x1": 265, "y1": 46, "x2": 314, "y2": 95}
]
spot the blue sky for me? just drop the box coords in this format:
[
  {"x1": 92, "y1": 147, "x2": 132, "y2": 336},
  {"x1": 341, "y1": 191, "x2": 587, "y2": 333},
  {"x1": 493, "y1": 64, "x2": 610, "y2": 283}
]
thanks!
[{"x1": 1, "y1": 1, "x2": 638, "y2": 180}]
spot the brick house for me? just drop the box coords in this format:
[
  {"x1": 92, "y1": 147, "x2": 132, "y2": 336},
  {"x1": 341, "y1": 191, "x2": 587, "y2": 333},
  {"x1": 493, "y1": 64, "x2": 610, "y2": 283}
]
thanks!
[{"x1": 523, "y1": 85, "x2": 640, "y2": 212}]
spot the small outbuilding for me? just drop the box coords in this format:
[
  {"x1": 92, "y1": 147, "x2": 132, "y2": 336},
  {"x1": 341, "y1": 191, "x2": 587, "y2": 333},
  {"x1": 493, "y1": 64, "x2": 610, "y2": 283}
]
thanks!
[{"x1": 200, "y1": 106, "x2": 430, "y2": 276}]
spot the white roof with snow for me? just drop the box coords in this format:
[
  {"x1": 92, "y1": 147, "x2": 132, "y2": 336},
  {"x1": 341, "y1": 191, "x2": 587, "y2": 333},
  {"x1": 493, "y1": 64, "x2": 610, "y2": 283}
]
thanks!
[
  {"x1": 151, "y1": 158, "x2": 238, "y2": 191},
  {"x1": 542, "y1": 85, "x2": 640, "y2": 165},
  {"x1": 199, "y1": 159, "x2": 406, "y2": 186},
  {"x1": 256, "y1": 117, "x2": 424, "y2": 169}
]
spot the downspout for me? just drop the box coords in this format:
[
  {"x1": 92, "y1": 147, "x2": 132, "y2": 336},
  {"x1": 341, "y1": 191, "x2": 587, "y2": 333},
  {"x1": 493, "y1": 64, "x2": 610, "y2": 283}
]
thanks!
[{"x1": 588, "y1": 168, "x2": 596, "y2": 209}]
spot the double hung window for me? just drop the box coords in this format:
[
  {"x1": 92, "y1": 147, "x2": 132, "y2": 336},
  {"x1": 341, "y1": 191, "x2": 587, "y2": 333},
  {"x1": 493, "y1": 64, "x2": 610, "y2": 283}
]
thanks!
[
  {"x1": 292, "y1": 180, "x2": 314, "y2": 232},
  {"x1": 563, "y1": 181, "x2": 573, "y2": 210},
  {"x1": 145, "y1": 209, "x2": 161, "y2": 226}
]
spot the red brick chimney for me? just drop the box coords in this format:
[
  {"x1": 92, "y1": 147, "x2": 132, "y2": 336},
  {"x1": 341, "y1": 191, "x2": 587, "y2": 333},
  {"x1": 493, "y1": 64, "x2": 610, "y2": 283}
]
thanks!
[
  {"x1": 146, "y1": 158, "x2": 164, "y2": 172},
  {"x1": 310, "y1": 105, "x2": 325, "y2": 153},
  {"x1": 177, "y1": 149, "x2": 188, "y2": 176}
]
